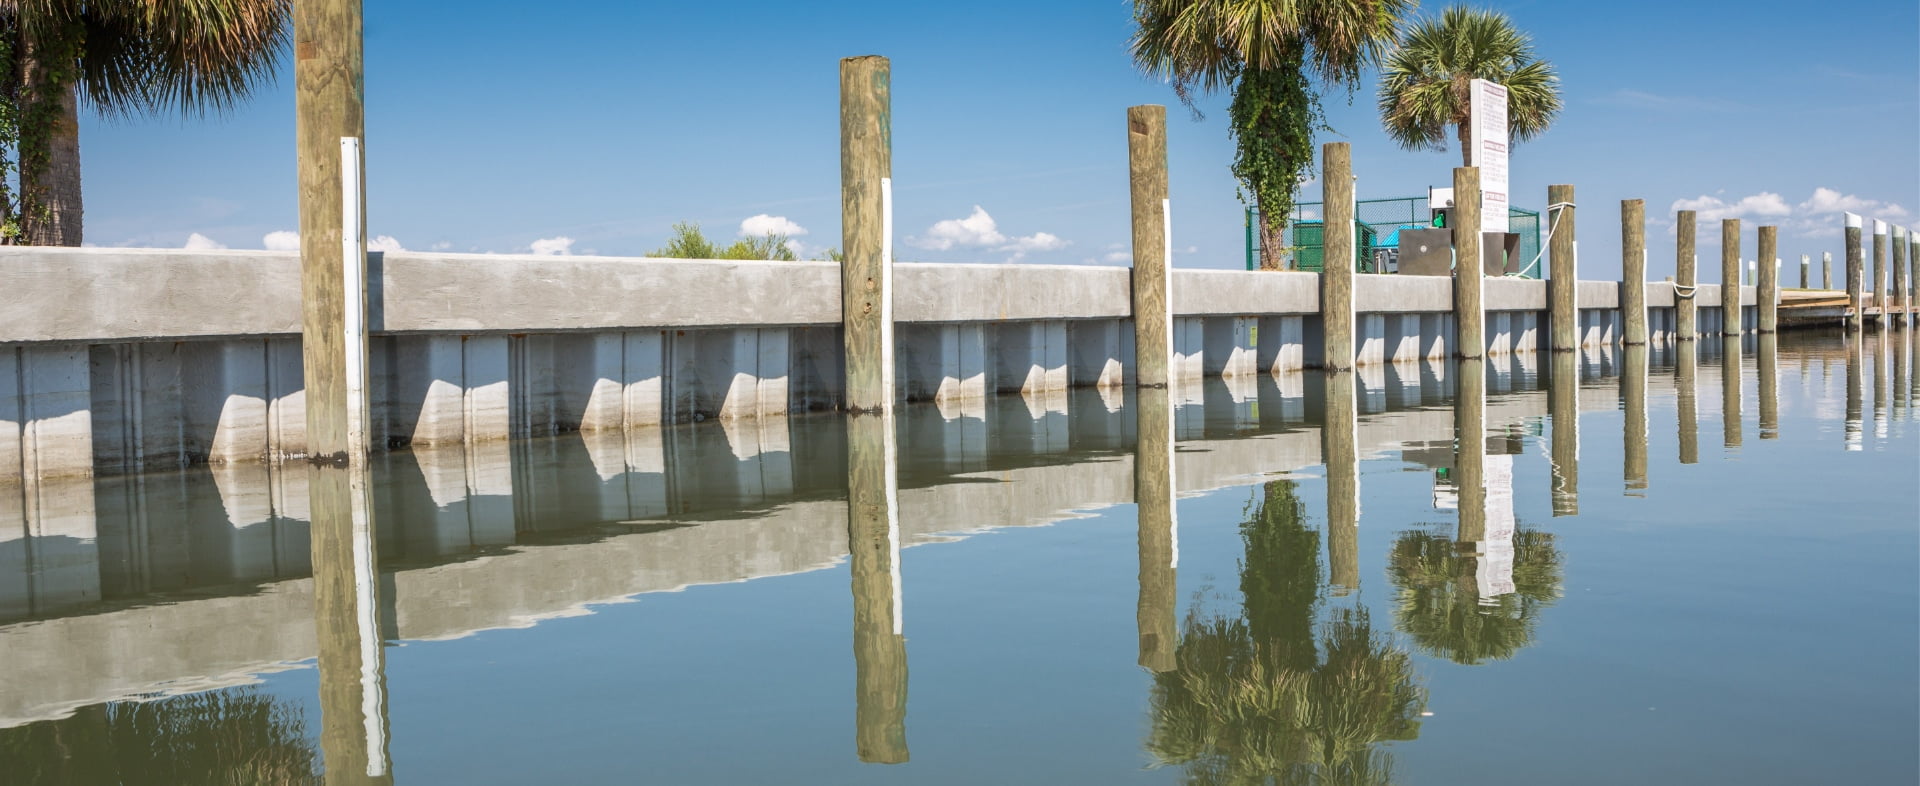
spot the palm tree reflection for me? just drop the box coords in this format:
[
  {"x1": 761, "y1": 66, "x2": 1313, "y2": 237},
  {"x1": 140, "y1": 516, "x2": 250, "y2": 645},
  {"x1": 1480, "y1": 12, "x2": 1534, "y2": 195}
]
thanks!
[
  {"x1": 1146, "y1": 480, "x2": 1426, "y2": 784},
  {"x1": 1387, "y1": 525, "x2": 1563, "y2": 666},
  {"x1": 0, "y1": 688, "x2": 320, "y2": 784}
]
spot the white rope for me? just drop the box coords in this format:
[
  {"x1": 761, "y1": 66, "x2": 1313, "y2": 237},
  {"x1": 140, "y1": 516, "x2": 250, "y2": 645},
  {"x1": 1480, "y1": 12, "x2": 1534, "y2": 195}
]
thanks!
[{"x1": 1511, "y1": 200, "x2": 1576, "y2": 278}]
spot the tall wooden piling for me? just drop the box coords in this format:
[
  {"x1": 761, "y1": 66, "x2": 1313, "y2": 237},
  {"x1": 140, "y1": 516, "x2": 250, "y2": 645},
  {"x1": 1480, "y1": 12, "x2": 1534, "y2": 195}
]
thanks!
[
  {"x1": 1893, "y1": 227, "x2": 1908, "y2": 322},
  {"x1": 1720, "y1": 219, "x2": 1742, "y2": 335},
  {"x1": 1453, "y1": 167, "x2": 1484, "y2": 359},
  {"x1": 1548, "y1": 184, "x2": 1577, "y2": 351},
  {"x1": 1799, "y1": 254, "x2": 1810, "y2": 290},
  {"x1": 1872, "y1": 221, "x2": 1888, "y2": 327},
  {"x1": 297, "y1": 0, "x2": 366, "y2": 465},
  {"x1": 841, "y1": 56, "x2": 893, "y2": 413},
  {"x1": 1321, "y1": 143, "x2": 1356, "y2": 370},
  {"x1": 1823, "y1": 251, "x2": 1832, "y2": 291},
  {"x1": 1128, "y1": 105, "x2": 1171, "y2": 386},
  {"x1": 1622, "y1": 199, "x2": 1647, "y2": 345},
  {"x1": 1757, "y1": 226, "x2": 1778, "y2": 333},
  {"x1": 1676, "y1": 210, "x2": 1698, "y2": 341},
  {"x1": 1845, "y1": 213, "x2": 1863, "y2": 331}
]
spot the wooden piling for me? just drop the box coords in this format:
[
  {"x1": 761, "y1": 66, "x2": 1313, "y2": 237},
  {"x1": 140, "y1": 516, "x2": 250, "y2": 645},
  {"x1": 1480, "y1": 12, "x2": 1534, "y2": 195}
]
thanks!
[
  {"x1": 841, "y1": 55, "x2": 893, "y2": 414},
  {"x1": 1823, "y1": 251, "x2": 1832, "y2": 291},
  {"x1": 1324, "y1": 372, "x2": 1359, "y2": 592},
  {"x1": 1677, "y1": 344, "x2": 1699, "y2": 464},
  {"x1": 1321, "y1": 143, "x2": 1356, "y2": 370},
  {"x1": 1893, "y1": 227, "x2": 1908, "y2": 322},
  {"x1": 1622, "y1": 199, "x2": 1647, "y2": 345},
  {"x1": 1549, "y1": 350, "x2": 1579, "y2": 515},
  {"x1": 1128, "y1": 105, "x2": 1171, "y2": 386},
  {"x1": 1453, "y1": 167, "x2": 1484, "y2": 359},
  {"x1": 1721, "y1": 337, "x2": 1742, "y2": 448},
  {"x1": 1757, "y1": 226, "x2": 1778, "y2": 333},
  {"x1": 1623, "y1": 344, "x2": 1648, "y2": 494},
  {"x1": 847, "y1": 410, "x2": 908, "y2": 764},
  {"x1": 308, "y1": 462, "x2": 392, "y2": 784},
  {"x1": 1845, "y1": 213, "x2": 1863, "y2": 331},
  {"x1": 297, "y1": 0, "x2": 366, "y2": 465},
  {"x1": 1758, "y1": 334, "x2": 1778, "y2": 440},
  {"x1": 1720, "y1": 220, "x2": 1741, "y2": 335},
  {"x1": 1676, "y1": 210, "x2": 1698, "y2": 341},
  {"x1": 1455, "y1": 358, "x2": 1487, "y2": 543},
  {"x1": 1800, "y1": 254, "x2": 1810, "y2": 290},
  {"x1": 1548, "y1": 184, "x2": 1577, "y2": 351},
  {"x1": 1873, "y1": 222, "x2": 1888, "y2": 327}
]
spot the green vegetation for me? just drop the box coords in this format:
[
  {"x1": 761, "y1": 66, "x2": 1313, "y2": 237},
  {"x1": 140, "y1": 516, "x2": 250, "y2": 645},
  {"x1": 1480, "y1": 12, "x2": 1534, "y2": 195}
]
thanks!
[
  {"x1": 1377, "y1": 6, "x2": 1563, "y2": 166},
  {"x1": 0, "y1": 1, "x2": 288, "y2": 246},
  {"x1": 1387, "y1": 525, "x2": 1564, "y2": 665},
  {"x1": 0, "y1": 688, "x2": 320, "y2": 784},
  {"x1": 646, "y1": 221, "x2": 800, "y2": 261},
  {"x1": 1129, "y1": 0, "x2": 1412, "y2": 270},
  {"x1": 1147, "y1": 481, "x2": 1427, "y2": 783}
]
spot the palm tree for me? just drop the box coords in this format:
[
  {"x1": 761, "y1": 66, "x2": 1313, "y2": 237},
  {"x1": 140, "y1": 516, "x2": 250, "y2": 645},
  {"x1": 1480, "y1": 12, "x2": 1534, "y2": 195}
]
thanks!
[
  {"x1": 1146, "y1": 481, "x2": 1427, "y2": 783},
  {"x1": 1129, "y1": 0, "x2": 1413, "y2": 271},
  {"x1": 0, "y1": 1, "x2": 288, "y2": 245},
  {"x1": 1376, "y1": 6, "x2": 1561, "y2": 167}
]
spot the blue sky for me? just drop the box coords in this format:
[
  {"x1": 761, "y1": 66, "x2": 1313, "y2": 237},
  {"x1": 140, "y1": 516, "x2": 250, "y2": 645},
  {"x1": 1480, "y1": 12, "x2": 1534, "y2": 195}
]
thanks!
[{"x1": 87, "y1": 0, "x2": 1918, "y2": 280}]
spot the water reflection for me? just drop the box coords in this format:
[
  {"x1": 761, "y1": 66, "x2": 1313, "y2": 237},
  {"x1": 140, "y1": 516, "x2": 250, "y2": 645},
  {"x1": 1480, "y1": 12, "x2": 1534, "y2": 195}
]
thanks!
[
  {"x1": 1324, "y1": 373, "x2": 1360, "y2": 595},
  {"x1": 1846, "y1": 335, "x2": 1864, "y2": 450},
  {"x1": 0, "y1": 688, "x2": 320, "y2": 783},
  {"x1": 847, "y1": 412, "x2": 908, "y2": 764},
  {"x1": 1548, "y1": 352, "x2": 1579, "y2": 515},
  {"x1": 309, "y1": 463, "x2": 394, "y2": 784},
  {"x1": 1137, "y1": 386, "x2": 1178, "y2": 673},
  {"x1": 1677, "y1": 346, "x2": 1700, "y2": 464},
  {"x1": 1145, "y1": 478, "x2": 1425, "y2": 783},
  {"x1": 1759, "y1": 336, "x2": 1779, "y2": 440},
  {"x1": 1722, "y1": 337, "x2": 1744, "y2": 449},
  {"x1": 1623, "y1": 345, "x2": 1649, "y2": 493}
]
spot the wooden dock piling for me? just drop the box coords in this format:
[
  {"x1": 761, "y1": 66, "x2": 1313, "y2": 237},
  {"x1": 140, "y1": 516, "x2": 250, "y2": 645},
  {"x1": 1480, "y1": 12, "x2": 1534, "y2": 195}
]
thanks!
[
  {"x1": 841, "y1": 55, "x2": 894, "y2": 414},
  {"x1": 1721, "y1": 219, "x2": 1742, "y2": 335},
  {"x1": 1823, "y1": 251, "x2": 1832, "y2": 291},
  {"x1": 1800, "y1": 254, "x2": 1810, "y2": 290},
  {"x1": 296, "y1": 0, "x2": 366, "y2": 465},
  {"x1": 1846, "y1": 213, "x2": 1863, "y2": 331},
  {"x1": 1873, "y1": 221, "x2": 1888, "y2": 328},
  {"x1": 1322, "y1": 143, "x2": 1356, "y2": 370},
  {"x1": 1548, "y1": 184, "x2": 1577, "y2": 351},
  {"x1": 1135, "y1": 386, "x2": 1176, "y2": 673},
  {"x1": 1758, "y1": 226, "x2": 1778, "y2": 333},
  {"x1": 1893, "y1": 227, "x2": 1908, "y2": 323},
  {"x1": 1677, "y1": 210, "x2": 1698, "y2": 341},
  {"x1": 1622, "y1": 199, "x2": 1647, "y2": 345},
  {"x1": 1128, "y1": 105, "x2": 1171, "y2": 386},
  {"x1": 1454, "y1": 167, "x2": 1484, "y2": 359}
]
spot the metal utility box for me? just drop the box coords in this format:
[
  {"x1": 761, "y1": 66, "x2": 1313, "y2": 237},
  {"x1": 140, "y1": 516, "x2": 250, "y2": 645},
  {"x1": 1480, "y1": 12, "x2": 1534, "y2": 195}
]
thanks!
[{"x1": 1396, "y1": 230, "x2": 1523, "y2": 277}]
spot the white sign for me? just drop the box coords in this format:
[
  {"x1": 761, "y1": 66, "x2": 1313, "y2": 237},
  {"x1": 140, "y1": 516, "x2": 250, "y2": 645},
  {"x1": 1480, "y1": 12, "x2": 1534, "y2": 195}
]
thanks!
[{"x1": 1469, "y1": 79, "x2": 1510, "y2": 235}]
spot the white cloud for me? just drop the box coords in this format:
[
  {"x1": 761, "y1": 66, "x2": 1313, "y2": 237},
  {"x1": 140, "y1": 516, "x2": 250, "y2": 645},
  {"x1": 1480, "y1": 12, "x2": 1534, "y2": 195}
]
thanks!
[
  {"x1": 430, "y1": 241, "x2": 453, "y2": 251},
  {"x1": 914, "y1": 206, "x2": 1006, "y2": 250},
  {"x1": 368, "y1": 235, "x2": 405, "y2": 253},
  {"x1": 262, "y1": 230, "x2": 300, "y2": 251},
  {"x1": 1669, "y1": 187, "x2": 1911, "y2": 241},
  {"x1": 911, "y1": 205, "x2": 1067, "y2": 260},
  {"x1": 1103, "y1": 250, "x2": 1131, "y2": 263},
  {"x1": 1669, "y1": 191, "x2": 1791, "y2": 223},
  {"x1": 184, "y1": 232, "x2": 226, "y2": 250},
  {"x1": 740, "y1": 214, "x2": 808, "y2": 237},
  {"x1": 529, "y1": 236, "x2": 575, "y2": 256}
]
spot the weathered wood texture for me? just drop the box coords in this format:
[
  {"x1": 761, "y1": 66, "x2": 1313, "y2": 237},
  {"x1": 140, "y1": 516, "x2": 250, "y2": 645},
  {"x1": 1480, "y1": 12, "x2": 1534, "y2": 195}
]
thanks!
[
  {"x1": 1757, "y1": 225, "x2": 1778, "y2": 333},
  {"x1": 1322, "y1": 143, "x2": 1355, "y2": 369},
  {"x1": 1624, "y1": 344, "x2": 1648, "y2": 493},
  {"x1": 1677, "y1": 345, "x2": 1699, "y2": 464},
  {"x1": 847, "y1": 411, "x2": 908, "y2": 763},
  {"x1": 1676, "y1": 210, "x2": 1697, "y2": 340},
  {"x1": 1845, "y1": 223, "x2": 1863, "y2": 331},
  {"x1": 1872, "y1": 226, "x2": 1887, "y2": 327},
  {"x1": 1548, "y1": 184, "x2": 1577, "y2": 350},
  {"x1": 1134, "y1": 387, "x2": 1176, "y2": 672},
  {"x1": 840, "y1": 56, "x2": 893, "y2": 413},
  {"x1": 1127, "y1": 105, "x2": 1170, "y2": 387},
  {"x1": 1453, "y1": 167, "x2": 1484, "y2": 358},
  {"x1": 1721, "y1": 219, "x2": 1742, "y2": 335},
  {"x1": 296, "y1": 0, "x2": 365, "y2": 463},
  {"x1": 1622, "y1": 199, "x2": 1647, "y2": 345},
  {"x1": 1324, "y1": 372, "x2": 1359, "y2": 592},
  {"x1": 1549, "y1": 350, "x2": 1578, "y2": 515}
]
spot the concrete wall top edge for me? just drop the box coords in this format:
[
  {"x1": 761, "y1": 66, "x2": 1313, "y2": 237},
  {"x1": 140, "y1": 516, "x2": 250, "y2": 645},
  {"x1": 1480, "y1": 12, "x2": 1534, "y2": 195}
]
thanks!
[
  {"x1": 1172, "y1": 269, "x2": 1319, "y2": 315},
  {"x1": 1355, "y1": 274, "x2": 1452, "y2": 313}
]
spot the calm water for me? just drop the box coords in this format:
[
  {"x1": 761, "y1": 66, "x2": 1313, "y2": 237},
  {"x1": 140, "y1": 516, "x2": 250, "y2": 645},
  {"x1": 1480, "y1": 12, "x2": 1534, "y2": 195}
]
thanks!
[{"x1": 1, "y1": 331, "x2": 1915, "y2": 785}]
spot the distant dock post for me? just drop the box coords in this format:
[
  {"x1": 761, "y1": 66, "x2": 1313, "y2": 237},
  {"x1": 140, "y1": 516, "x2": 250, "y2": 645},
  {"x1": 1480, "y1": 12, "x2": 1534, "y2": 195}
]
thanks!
[
  {"x1": 1799, "y1": 254, "x2": 1810, "y2": 290},
  {"x1": 1676, "y1": 210, "x2": 1698, "y2": 341},
  {"x1": 1892, "y1": 226, "x2": 1908, "y2": 324},
  {"x1": 1127, "y1": 105, "x2": 1170, "y2": 387},
  {"x1": 1757, "y1": 226, "x2": 1778, "y2": 333},
  {"x1": 1453, "y1": 166, "x2": 1484, "y2": 359},
  {"x1": 1845, "y1": 213, "x2": 1863, "y2": 331},
  {"x1": 1721, "y1": 219, "x2": 1742, "y2": 335},
  {"x1": 1873, "y1": 221, "x2": 1888, "y2": 328},
  {"x1": 1622, "y1": 198, "x2": 1647, "y2": 345},
  {"x1": 1823, "y1": 251, "x2": 1832, "y2": 291},
  {"x1": 840, "y1": 55, "x2": 893, "y2": 413},
  {"x1": 1548, "y1": 184, "x2": 1577, "y2": 351}
]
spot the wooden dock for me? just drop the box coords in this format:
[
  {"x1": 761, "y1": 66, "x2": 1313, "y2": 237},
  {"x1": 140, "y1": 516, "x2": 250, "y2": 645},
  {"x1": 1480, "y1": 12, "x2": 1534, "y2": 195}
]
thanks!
[{"x1": 1778, "y1": 289, "x2": 1914, "y2": 328}]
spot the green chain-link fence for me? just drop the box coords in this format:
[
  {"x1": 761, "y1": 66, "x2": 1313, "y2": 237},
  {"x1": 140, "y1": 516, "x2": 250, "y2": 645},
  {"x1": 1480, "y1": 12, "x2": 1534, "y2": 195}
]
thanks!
[{"x1": 1245, "y1": 196, "x2": 1541, "y2": 277}]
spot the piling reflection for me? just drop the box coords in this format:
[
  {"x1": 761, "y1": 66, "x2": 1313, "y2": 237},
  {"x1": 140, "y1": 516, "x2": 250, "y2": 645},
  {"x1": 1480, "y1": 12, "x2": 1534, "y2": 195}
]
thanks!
[
  {"x1": 1623, "y1": 345, "x2": 1649, "y2": 493},
  {"x1": 1323, "y1": 373, "x2": 1360, "y2": 595},
  {"x1": 1677, "y1": 344, "x2": 1700, "y2": 464},
  {"x1": 1872, "y1": 330, "x2": 1888, "y2": 440},
  {"x1": 846, "y1": 412, "x2": 908, "y2": 764},
  {"x1": 0, "y1": 688, "x2": 321, "y2": 783},
  {"x1": 1548, "y1": 352, "x2": 1579, "y2": 516},
  {"x1": 1136, "y1": 386, "x2": 1178, "y2": 673},
  {"x1": 307, "y1": 463, "x2": 393, "y2": 785},
  {"x1": 1759, "y1": 336, "x2": 1779, "y2": 440},
  {"x1": 1144, "y1": 477, "x2": 1425, "y2": 783},
  {"x1": 1846, "y1": 334, "x2": 1864, "y2": 450},
  {"x1": 1721, "y1": 337, "x2": 1743, "y2": 449}
]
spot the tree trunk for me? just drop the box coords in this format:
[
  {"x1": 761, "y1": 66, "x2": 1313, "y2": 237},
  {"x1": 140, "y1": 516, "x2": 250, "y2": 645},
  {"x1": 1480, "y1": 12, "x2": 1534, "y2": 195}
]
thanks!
[
  {"x1": 20, "y1": 37, "x2": 84, "y2": 247},
  {"x1": 1457, "y1": 116, "x2": 1473, "y2": 168},
  {"x1": 1258, "y1": 211, "x2": 1286, "y2": 271}
]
